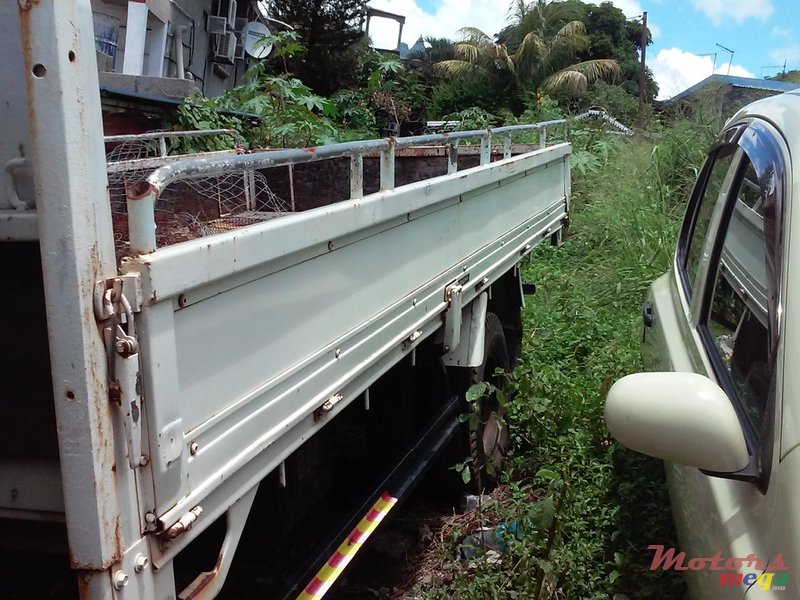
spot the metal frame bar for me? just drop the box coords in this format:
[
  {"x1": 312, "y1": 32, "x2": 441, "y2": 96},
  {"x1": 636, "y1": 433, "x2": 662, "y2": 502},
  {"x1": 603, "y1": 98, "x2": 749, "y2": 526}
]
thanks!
[
  {"x1": 125, "y1": 119, "x2": 569, "y2": 254},
  {"x1": 20, "y1": 0, "x2": 127, "y2": 579},
  {"x1": 105, "y1": 128, "x2": 244, "y2": 154}
]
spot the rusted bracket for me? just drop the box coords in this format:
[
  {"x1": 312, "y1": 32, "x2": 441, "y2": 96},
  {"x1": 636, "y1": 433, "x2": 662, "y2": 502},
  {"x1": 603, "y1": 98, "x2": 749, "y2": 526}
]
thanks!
[{"x1": 94, "y1": 274, "x2": 146, "y2": 469}]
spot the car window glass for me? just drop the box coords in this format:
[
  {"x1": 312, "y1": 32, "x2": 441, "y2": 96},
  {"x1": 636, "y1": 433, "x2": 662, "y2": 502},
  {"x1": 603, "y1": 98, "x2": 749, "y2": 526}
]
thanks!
[
  {"x1": 685, "y1": 147, "x2": 737, "y2": 292},
  {"x1": 707, "y1": 161, "x2": 771, "y2": 432}
]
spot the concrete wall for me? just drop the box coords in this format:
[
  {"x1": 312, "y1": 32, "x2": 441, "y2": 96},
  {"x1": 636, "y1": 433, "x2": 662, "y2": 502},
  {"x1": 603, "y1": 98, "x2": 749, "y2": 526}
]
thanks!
[{"x1": 90, "y1": 0, "x2": 253, "y2": 98}]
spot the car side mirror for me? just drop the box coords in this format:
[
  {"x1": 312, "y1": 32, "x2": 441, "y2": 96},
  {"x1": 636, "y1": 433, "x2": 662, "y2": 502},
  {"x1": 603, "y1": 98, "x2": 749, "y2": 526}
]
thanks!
[{"x1": 605, "y1": 372, "x2": 749, "y2": 473}]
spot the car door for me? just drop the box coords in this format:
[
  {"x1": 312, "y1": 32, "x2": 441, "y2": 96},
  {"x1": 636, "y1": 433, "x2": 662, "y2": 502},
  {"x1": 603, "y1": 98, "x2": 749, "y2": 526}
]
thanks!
[{"x1": 641, "y1": 118, "x2": 788, "y2": 598}]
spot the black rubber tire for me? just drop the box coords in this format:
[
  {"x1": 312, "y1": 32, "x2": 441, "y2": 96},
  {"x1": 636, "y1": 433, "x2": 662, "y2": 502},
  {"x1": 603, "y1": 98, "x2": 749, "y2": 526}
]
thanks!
[{"x1": 469, "y1": 312, "x2": 511, "y2": 490}]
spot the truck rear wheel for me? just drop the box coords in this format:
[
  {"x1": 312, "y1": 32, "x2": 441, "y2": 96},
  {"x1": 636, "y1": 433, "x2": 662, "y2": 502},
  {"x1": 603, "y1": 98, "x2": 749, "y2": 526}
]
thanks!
[{"x1": 470, "y1": 312, "x2": 510, "y2": 490}]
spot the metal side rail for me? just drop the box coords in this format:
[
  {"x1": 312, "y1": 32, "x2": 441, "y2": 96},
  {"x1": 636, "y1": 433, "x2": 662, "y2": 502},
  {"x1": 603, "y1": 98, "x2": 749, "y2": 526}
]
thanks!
[
  {"x1": 281, "y1": 393, "x2": 463, "y2": 600},
  {"x1": 124, "y1": 119, "x2": 568, "y2": 254}
]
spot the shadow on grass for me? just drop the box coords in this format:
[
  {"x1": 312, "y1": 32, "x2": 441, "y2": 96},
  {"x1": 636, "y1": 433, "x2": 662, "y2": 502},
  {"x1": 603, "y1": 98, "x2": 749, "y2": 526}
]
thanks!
[{"x1": 608, "y1": 447, "x2": 687, "y2": 598}]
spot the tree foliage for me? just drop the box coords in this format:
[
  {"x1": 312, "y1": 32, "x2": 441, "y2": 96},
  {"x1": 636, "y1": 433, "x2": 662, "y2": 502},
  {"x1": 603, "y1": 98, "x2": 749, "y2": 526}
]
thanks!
[
  {"x1": 266, "y1": 0, "x2": 368, "y2": 96},
  {"x1": 435, "y1": 1, "x2": 620, "y2": 102}
]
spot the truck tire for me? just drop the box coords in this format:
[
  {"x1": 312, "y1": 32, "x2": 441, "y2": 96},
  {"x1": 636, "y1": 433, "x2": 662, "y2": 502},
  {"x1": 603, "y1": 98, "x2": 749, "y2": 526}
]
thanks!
[{"x1": 470, "y1": 312, "x2": 510, "y2": 490}]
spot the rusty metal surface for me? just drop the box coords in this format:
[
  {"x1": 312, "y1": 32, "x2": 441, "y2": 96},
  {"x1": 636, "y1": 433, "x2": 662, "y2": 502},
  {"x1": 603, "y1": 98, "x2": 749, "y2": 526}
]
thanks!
[
  {"x1": 16, "y1": 0, "x2": 146, "y2": 587},
  {"x1": 143, "y1": 120, "x2": 568, "y2": 194},
  {"x1": 105, "y1": 129, "x2": 243, "y2": 146},
  {"x1": 123, "y1": 119, "x2": 570, "y2": 254}
]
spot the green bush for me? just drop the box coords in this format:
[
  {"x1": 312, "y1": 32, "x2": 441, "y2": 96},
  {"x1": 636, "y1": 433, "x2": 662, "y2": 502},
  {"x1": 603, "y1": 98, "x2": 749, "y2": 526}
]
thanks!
[
  {"x1": 430, "y1": 78, "x2": 511, "y2": 118},
  {"x1": 581, "y1": 80, "x2": 645, "y2": 127}
]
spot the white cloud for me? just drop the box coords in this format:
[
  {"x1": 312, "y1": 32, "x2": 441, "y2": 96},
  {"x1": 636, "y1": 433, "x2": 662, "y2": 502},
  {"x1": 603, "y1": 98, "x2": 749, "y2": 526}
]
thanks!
[
  {"x1": 648, "y1": 23, "x2": 662, "y2": 40},
  {"x1": 690, "y1": 0, "x2": 773, "y2": 26},
  {"x1": 771, "y1": 25, "x2": 791, "y2": 38},
  {"x1": 770, "y1": 44, "x2": 800, "y2": 66},
  {"x1": 606, "y1": 0, "x2": 642, "y2": 18},
  {"x1": 366, "y1": 0, "x2": 509, "y2": 48},
  {"x1": 651, "y1": 47, "x2": 755, "y2": 100},
  {"x1": 366, "y1": 0, "x2": 659, "y2": 47}
]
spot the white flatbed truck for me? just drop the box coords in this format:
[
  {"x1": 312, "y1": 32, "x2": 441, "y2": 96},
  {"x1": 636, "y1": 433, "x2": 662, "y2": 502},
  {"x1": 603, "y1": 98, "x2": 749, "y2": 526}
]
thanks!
[{"x1": 0, "y1": 2, "x2": 571, "y2": 598}]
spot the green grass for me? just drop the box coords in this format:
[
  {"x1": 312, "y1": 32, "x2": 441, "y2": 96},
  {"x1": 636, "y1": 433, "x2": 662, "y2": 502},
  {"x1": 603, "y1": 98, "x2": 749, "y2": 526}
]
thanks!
[{"x1": 419, "y1": 121, "x2": 719, "y2": 598}]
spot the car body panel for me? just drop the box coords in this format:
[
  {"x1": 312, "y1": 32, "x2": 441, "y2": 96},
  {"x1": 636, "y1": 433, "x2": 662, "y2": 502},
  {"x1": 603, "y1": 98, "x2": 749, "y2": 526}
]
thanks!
[{"x1": 634, "y1": 94, "x2": 800, "y2": 597}]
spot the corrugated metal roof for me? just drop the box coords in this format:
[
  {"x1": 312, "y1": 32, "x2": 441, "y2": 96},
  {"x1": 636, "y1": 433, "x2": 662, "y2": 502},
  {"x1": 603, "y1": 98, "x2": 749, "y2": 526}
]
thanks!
[{"x1": 666, "y1": 74, "x2": 800, "y2": 104}]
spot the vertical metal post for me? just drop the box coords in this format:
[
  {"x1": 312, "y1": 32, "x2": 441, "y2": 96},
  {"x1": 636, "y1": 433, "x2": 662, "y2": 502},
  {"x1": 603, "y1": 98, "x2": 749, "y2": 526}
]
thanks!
[
  {"x1": 447, "y1": 141, "x2": 458, "y2": 174},
  {"x1": 503, "y1": 135, "x2": 512, "y2": 159},
  {"x1": 20, "y1": 0, "x2": 124, "y2": 573},
  {"x1": 380, "y1": 142, "x2": 395, "y2": 191},
  {"x1": 480, "y1": 133, "x2": 491, "y2": 165},
  {"x1": 243, "y1": 170, "x2": 256, "y2": 211},
  {"x1": 158, "y1": 135, "x2": 168, "y2": 157},
  {"x1": 127, "y1": 183, "x2": 158, "y2": 254},
  {"x1": 288, "y1": 163, "x2": 296, "y2": 211},
  {"x1": 638, "y1": 11, "x2": 648, "y2": 129},
  {"x1": 350, "y1": 153, "x2": 364, "y2": 199},
  {"x1": 540, "y1": 128, "x2": 547, "y2": 150}
]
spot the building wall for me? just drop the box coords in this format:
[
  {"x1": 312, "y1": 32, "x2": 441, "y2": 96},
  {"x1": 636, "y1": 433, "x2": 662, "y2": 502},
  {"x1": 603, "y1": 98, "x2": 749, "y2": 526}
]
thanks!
[{"x1": 90, "y1": 0, "x2": 256, "y2": 99}]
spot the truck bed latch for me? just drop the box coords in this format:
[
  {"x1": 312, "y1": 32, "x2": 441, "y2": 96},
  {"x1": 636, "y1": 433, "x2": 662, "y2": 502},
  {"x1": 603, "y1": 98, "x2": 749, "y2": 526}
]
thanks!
[{"x1": 95, "y1": 275, "x2": 146, "y2": 469}]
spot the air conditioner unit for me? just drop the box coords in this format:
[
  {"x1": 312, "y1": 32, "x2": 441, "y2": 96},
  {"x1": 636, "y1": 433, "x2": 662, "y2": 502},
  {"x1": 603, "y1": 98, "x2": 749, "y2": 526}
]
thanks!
[
  {"x1": 233, "y1": 18, "x2": 247, "y2": 60},
  {"x1": 216, "y1": 0, "x2": 237, "y2": 27},
  {"x1": 211, "y1": 31, "x2": 237, "y2": 64},
  {"x1": 234, "y1": 38, "x2": 245, "y2": 61},
  {"x1": 206, "y1": 15, "x2": 227, "y2": 35}
]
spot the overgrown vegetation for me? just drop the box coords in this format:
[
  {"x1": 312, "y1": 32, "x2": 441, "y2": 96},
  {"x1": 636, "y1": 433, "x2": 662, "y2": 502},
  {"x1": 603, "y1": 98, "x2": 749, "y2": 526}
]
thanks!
[
  {"x1": 164, "y1": 3, "x2": 740, "y2": 595},
  {"x1": 414, "y1": 112, "x2": 722, "y2": 599},
  {"x1": 172, "y1": 1, "x2": 656, "y2": 149}
]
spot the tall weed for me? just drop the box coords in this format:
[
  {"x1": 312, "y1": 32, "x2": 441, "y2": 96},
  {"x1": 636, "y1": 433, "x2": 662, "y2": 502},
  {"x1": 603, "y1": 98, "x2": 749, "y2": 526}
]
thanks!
[{"x1": 419, "y1": 118, "x2": 717, "y2": 598}]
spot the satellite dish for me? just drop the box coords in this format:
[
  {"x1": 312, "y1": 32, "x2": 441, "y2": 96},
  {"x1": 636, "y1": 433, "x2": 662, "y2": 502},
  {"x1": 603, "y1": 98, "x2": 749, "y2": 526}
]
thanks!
[{"x1": 243, "y1": 21, "x2": 272, "y2": 59}]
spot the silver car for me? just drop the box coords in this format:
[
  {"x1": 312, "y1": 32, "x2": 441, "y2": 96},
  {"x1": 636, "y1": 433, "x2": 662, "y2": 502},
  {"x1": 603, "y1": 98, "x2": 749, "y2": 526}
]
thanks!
[{"x1": 605, "y1": 91, "x2": 800, "y2": 598}]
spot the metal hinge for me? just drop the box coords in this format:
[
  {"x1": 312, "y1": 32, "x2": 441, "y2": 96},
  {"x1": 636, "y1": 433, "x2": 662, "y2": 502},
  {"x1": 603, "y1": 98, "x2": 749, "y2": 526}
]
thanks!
[
  {"x1": 443, "y1": 280, "x2": 464, "y2": 353},
  {"x1": 94, "y1": 275, "x2": 147, "y2": 469}
]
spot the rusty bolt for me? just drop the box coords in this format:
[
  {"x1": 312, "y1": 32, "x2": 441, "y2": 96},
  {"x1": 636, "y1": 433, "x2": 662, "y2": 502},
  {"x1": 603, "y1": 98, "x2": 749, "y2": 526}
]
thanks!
[
  {"x1": 113, "y1": 571, "x2": 129, "y2": 590},
  {"x1": 134, "y1": 554, "x2": 150, "y2": 573},
  {"x1": 138, "y1": 455, "x2": 149, "y2": 467},
  {"x1": 189, "y1": 442, "x2": 199, "y2": 456},
  {"x1": 178, "y1": 294, "x2": 187, "y2": 308},
  {"x1": 116, "y1": 338, "x2": 138, "y2": 355}
]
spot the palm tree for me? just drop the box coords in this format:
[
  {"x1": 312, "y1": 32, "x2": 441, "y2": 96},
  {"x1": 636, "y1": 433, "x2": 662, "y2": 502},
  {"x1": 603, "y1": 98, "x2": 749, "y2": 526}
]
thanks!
[{"x1": 435, "y1": 0, "x2": 620, "y2": 98}]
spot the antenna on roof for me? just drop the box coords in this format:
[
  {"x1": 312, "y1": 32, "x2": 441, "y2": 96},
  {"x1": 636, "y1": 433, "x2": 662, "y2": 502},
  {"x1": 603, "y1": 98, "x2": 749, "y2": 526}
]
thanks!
[
  {"x1": 761, "y1": 60, "x2": 788, "y2": 79},
  {"x1": 715, "y1": 43, "x2": 735, "y2": 75}
]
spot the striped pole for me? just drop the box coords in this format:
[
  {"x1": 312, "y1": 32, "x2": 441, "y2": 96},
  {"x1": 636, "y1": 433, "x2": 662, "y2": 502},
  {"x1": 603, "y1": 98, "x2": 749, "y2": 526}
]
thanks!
[{"x1": 298, "y1": 491, "x2": 398, "y2": 599}]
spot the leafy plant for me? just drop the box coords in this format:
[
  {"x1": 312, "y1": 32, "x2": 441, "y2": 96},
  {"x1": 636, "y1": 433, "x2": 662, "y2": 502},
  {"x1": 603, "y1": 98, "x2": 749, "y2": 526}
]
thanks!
[{"x1": 174, "y1": 34, "x2": 343, "y2": 149}]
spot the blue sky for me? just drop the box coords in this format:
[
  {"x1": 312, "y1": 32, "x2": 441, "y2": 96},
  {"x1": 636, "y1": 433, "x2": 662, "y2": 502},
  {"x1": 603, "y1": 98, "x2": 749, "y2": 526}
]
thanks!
[{"x1": 366, "y1": 0, "x2": 800, "y2": 99}]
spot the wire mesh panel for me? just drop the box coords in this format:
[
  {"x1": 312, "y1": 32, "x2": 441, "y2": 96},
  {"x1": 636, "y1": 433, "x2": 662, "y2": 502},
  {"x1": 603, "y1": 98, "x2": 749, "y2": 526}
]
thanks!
[{"x1": 105, "y1": 130, "x2": 292, "y2": 260}]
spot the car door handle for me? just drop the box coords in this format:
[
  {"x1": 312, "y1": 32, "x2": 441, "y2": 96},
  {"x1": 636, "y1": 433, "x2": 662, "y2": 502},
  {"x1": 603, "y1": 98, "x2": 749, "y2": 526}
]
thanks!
[{"x1": 642, "y1": 303, "x2": 654, "y2": 328}]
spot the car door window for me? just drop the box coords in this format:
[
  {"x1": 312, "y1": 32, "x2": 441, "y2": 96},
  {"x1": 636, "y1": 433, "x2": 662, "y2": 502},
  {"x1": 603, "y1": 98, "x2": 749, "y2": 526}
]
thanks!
[
  {"x1": 701, "y1": 122, "x2": 785, "y2": 445},
  {"x1": 708, "y1": 163, "x2": 771, "y2": 432},
  {"x1": 683, "y1": 146, "x2": 738, "y2": 293}
]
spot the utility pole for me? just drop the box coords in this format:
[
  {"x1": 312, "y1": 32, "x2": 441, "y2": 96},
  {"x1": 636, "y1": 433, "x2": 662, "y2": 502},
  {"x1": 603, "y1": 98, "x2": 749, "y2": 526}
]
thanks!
[{"x1": 638, "y1": 11, "x2": 647, "y2": 129}]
